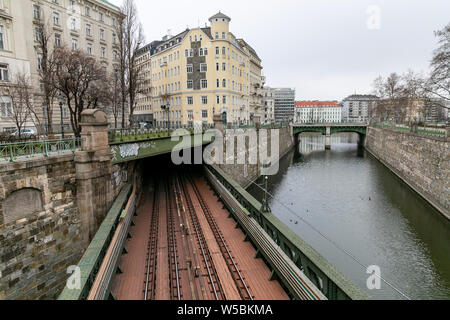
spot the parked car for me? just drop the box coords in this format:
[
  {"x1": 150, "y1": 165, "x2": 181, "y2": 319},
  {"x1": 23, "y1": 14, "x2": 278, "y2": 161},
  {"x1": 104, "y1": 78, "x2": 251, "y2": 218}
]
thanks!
[{"x1": 9, "y1": 128, "x2": 37, "y2": 138}]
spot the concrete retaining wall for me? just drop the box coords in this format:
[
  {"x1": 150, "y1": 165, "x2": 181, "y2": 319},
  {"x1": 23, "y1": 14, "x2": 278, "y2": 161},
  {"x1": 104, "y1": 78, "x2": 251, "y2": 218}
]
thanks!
[
  {"x1": 218, "y1": 125, "x2": 294, "y2": 188},
  {"x1": 365, "y1": 127, "x2": 449, "y2": 219}
]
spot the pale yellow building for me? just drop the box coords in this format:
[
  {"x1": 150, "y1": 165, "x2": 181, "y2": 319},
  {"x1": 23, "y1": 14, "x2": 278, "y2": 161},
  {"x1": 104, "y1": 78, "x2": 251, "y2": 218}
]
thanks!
[
  {"x1": 0, "y1": 0, "x2": 122, "y2": 134},
  {"x1": 145, "y1": 12, "x2": 264, "y2": 128}
]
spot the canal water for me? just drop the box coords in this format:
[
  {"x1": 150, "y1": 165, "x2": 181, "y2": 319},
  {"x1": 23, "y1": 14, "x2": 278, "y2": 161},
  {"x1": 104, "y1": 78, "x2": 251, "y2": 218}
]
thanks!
[{"x1": 248, "y1": 133, "x2": 450, "y2": 300}]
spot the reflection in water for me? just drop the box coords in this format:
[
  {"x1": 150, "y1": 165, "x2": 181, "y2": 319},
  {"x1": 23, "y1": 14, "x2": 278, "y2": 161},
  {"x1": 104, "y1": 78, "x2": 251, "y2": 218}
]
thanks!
[{"x1": 248, "y1": 133, "x2": 450, "y2": 300}]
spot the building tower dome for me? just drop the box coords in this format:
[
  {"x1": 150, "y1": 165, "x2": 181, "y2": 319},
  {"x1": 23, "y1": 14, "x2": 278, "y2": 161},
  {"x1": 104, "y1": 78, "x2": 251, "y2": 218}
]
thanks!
[{"x1": 208, "y1": 11, "x2": 231, "y2": 23}]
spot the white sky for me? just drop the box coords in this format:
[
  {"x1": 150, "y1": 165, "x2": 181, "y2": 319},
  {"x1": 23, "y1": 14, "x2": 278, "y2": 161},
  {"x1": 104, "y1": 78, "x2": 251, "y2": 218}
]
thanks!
[{"x1": 109, "y1": 0, "x2": 450, "y2": 101}]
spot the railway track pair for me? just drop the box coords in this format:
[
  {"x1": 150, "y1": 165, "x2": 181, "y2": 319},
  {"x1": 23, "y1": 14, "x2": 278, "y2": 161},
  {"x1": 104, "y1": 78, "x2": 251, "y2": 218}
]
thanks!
[{"x1": 143, "y1": 173, "x2": 253, "y2": 301}]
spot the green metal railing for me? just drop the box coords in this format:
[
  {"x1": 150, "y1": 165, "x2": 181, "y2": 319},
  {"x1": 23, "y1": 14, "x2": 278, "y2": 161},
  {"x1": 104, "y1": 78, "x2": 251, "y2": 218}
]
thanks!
[
  {"x1": 206, "y1": 165, "x2": 368, "y2": 300},
  {"x1": 58, "y1": 184, "x2": 133, "y2": 300},
  {"x1": 108, "y1": 125, "x2": 215, "y2": 143},
  {"x1": 374, "y1": 123, "x2": 446, "y2": 137},
  {"x1": 0, "y1": 138, "x2": 81, "y2": 162}
]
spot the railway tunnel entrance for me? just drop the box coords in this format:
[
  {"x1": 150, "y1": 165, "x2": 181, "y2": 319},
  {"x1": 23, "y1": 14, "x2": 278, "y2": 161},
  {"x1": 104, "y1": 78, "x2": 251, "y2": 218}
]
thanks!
[{"x1": 109, "y1": 154, "x2": 290, "y2": 301}]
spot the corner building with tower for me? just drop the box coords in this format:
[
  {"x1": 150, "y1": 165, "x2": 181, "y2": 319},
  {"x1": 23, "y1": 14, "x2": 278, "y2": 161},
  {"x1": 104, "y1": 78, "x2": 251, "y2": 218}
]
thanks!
[{"x1": 138, "y1": 12, "x2": 265, "y2": 128}]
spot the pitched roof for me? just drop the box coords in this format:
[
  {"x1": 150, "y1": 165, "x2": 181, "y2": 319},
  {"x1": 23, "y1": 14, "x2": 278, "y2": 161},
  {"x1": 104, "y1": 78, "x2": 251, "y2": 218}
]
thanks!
[
  {"x1": 209, "y1": 12, "x2": 231, "y2": 21},
  {"x1": 295, "y1": 101, "x2": 342, "y2": 108}
]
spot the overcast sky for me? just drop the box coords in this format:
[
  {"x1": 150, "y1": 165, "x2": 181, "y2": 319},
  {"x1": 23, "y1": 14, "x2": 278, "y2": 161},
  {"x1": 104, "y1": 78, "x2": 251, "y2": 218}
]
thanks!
[{"x1": 110, "y1": 0, "x2": 449, "y2": 101}]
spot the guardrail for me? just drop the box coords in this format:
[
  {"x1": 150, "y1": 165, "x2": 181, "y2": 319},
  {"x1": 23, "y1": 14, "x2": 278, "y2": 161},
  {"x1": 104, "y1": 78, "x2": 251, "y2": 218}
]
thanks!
[
  {"x1": 58, "y1": 184, "x2": 133, "y2": 300},
  {"x1": 87, "y1": 185, "x2": 136, "y2": 300},
  {"x1": 108, "y1": 125, "x2": 215, "y2": 143},
  {"x1": 205, "y1": 165, "x2": 368, "y2": 300},
  {"x1": 374, "y1": 123, "x2": 447, "y2": 137},
  {"x1": 0, "y1": 138, "x2": 81, "y2": 162}
]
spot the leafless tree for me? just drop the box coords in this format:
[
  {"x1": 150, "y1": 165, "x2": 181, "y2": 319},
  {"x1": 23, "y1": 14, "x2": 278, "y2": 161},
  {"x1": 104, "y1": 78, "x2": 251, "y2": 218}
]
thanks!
[
  {"x1": 35, "y1": 17, "x2": 58, "y2": 135},
  {"x1": 5, "y1": 72, "x2": 33, "y2": 139},
  {"x1": 53, "y1": 47, "x2": 108, "y2": 137},
  {"x1": 116, "y1": 0, "x2": 145, "y2": 128},
  {"x1": 426, "y1": 23, "x2": 450, "y2": 109}
]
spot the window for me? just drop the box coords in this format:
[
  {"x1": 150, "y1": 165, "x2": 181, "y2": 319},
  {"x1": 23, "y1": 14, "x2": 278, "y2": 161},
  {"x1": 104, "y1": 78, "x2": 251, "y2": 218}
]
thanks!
[
  {"x1": 216, "y1": 63, "x2": 219, "y2": 71},
  {"x1": 87, "y1": 43, "x2": 92, "y2": 55},
  {"x1": 69, "y1": 0, "x2": 75, "y2": 10},
  {"x1": 201, "y1": 79, "x2": 207, "y2": 89},
  {"x1": 37, "y1": 53, "x2": 43, "y2": 70},
  {"x1": 187, "y1": 97, "x2": 193, "y2": 105},
  {"x1": 55, "y1": 34, "x2": 61, "y2": 47},
  {"x1": 215, "y1": 47, "x2": 219, "y2": 56},
  {"x1": 98, "y1": 12, "x2": 103, "y2": 22},
  {"x1": 216, "y1": 95, "x2": 220, "y2": 104},
  {"x1": 201, "y1": 96, "x2": 208, "y2": 105},
  {"x1": 223, "y1": 95, "x2": 227, "y2": 104},
  {"x1": 0, "y1": 26, "x2": 4, "y2": 50},
  {"x1": 112, "y1": 18, "x2": 116, "y2": 27},
  {"x1": 215, "y1": 32, "x2": 219, "y2": 39},
  {"x1": 0, "y1": 100, "x2": 12, "y2": 117},
  {"x1": 100, "y1": 29, "x2": 105, "y2": 41},
  {"x1": 101, "y1": 47, "x2": 106, "y2": 58},
  {"x1": 200, "y1": 63, "x2": 207, "y2": 72},
  {"x1": 33, "y1": 5, "x2": 40, "y2": 20},
  {"x1": 72, "y1": 39, "x2": 78, "y2": 51},
  {"x1": 71, "y1": 18, "x2": 76, "y2": 30},
  {"x1": 222, "y1": 79, "x2": 226, "y2": 88},
  {"x1": 222, "y1": 32, "x2": 225, "y2": 39},
  {"x1": 199, "y1": 48, "x2": 203, "y2": 56},
  {"x1": 216, "y1": 79, "x2": 220, "y2": 88},
  {"x1": 32, "y1": 27, "x2": 42, "y2": 43},
  {"x1": 187, "y1": 110, "x2": 194, "y2": 120},
  {"x1": 202, "y1": 110, "x2": 208, "y2": 118},
  {"x1": 222, "y1": 47, "x2": 226, "y2": 55},
  {"x1": 0, "y1": 64, "x2": 8, "y2": 81},
  {"x1": 204, "y1": 48, "x2": 208, "y2": 56},
  {"x1": 186, "y1": 64, "x2": 193, "y2": 73},
  {"x1": 86, "y1": 24, "x2": 91, "y2": 36},
  {"x1": 187, "y1": 80, "x2": 193, "y2": 89},
  {"x1": 53, "y1": 12, "x2": 60, "y2": 25},
  {"x1": 85, "y1": 6, "x2": 90, "y2": 16},
  {"x1": 222, "y1": 63, "x2": 226, "y2": 71}
]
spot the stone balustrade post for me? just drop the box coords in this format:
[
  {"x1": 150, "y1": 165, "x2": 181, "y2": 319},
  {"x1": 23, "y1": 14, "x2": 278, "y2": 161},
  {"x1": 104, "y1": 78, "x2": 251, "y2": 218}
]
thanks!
[{"x1": 75, "y1": 109, "x2": 114, "y2": 248}]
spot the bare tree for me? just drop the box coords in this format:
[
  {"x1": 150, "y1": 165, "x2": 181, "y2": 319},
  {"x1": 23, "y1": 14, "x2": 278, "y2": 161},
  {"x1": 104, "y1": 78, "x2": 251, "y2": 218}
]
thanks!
[
  {"x1": 35, "y1": 18, "x2": 58, "y2": 135},
  {"x1": 117, "y1": 0, "x2": 145, "y2": 128},
  {"x1": 53, "y1": 47, "x2": 108, "y2": 137},
  {"x1": 426, "y1": 23, "x2": 450, "y2": 108},
  {"x1": 5, "y1": 72, "x2": 33, "y2": 139}
]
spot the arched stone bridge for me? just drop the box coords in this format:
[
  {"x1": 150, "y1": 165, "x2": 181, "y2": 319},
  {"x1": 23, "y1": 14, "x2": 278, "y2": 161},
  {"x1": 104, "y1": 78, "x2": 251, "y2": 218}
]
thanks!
[{"x1": 293, "y1": 123, "x2": 368, "y2": 149}]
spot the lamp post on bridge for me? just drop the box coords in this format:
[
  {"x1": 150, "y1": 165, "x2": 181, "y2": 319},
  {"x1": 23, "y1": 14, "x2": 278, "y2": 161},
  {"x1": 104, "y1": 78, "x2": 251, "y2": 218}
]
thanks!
[{"x1": 57, "y1": 93, "x2": 65, "y2": 140}]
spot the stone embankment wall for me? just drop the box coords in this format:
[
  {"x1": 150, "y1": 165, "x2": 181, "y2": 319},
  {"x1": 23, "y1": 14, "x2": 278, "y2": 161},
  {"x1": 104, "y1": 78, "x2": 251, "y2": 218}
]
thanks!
[
  {"x1": 365, "y1": 127, "x2": 449, "y2": 219},
  {"x1": 218, "y1": 125, "x2": 294, "y2": 188},
  {"x1": 0, "y1": 155, "x2": 83, "y2": 299}
]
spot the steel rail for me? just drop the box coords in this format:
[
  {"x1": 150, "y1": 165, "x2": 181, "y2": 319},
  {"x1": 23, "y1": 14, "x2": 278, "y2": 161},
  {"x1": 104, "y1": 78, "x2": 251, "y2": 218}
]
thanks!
[
  {"x1": 144, "y1": 180, "x2": 160, "y2": 300},
  {"x1": 166, "y1": 178, "x2": 182, "y2": 300},
  {"x1": 185, "y1": 174, "x2": 253, "y2": 300},
  {"x1": 177, "y1": 173, "x2": 225, "y2": 300}
]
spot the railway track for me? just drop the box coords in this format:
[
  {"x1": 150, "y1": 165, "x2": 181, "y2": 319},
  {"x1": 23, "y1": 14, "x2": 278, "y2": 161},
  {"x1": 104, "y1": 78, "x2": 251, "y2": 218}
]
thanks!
[
  {"x1": 144, "y1": 179, "x2": 160, "y2": 300},
  {"x1": 176, "y1": 173, "x2": 226, "y2": 300},
  {"x1": 166, "y1": 177, "x2": 182, "y2": 300},
  {"x1": 185, "y1": 173, "x2": 254, "y2": 300}
]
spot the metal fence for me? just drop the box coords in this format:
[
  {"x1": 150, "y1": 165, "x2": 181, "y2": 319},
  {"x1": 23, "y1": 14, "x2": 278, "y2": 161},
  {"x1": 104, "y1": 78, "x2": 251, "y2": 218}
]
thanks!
[
  {"x1": 0, "y1": 138, "x2": 81, "y2": 162},
  {"x1": 374, "y1": 123, "x2": 447, "y2": 137}
]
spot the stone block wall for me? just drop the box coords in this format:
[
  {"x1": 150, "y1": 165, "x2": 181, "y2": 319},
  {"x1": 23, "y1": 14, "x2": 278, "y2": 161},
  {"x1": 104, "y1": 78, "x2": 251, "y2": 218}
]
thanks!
[
  {"x1": 218, "y1": 125, "x2": 294, "y2": 188},
  {"x1": 0, "y1": 155, "x2": 83, "y2": 300},
  {"x1": 365, "y1": 127, "x2": 449, "y2": 218}
]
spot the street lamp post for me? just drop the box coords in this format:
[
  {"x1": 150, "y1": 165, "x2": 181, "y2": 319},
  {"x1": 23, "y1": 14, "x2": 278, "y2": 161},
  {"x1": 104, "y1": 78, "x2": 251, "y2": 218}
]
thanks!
[
  {"x1": 161, "y1": 102, "x2": 170, "y2": 135},
  {"x1": 58, "y1": 94, "x2": 65, "y2": 140}
]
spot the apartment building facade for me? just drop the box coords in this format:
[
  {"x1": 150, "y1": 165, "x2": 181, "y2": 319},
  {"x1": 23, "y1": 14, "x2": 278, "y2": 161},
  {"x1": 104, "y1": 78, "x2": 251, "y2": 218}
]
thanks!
[
  {"x1": 262, "y1": 86, "x2": 275, "y2": 124},
  {"x1": 0, "y1": 0, "x2": 122, "y2": 133},
  {"x1": 294, "y1": 101, "x2": 342, "y2": 124},
  {"x1": 342, "y1": 94, "x2": 378, "y2": 123},
  {"x1": 274, "y1": 87, "x2": 295, "y2": 123},
  {"x1": 146, "y1": 12, "x2": 263, "y2": 128}
]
